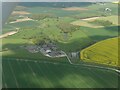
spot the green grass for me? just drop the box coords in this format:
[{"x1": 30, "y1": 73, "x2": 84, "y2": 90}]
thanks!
[
  {"x1": 2, "y1": 25, "x2": 118, "y2": 58},
  {"x1": 2, "y1": 59, "x2": 118, "y2": 88},
  {"x1": 8, "y1": 21, "x2": 39, "y2": 28},
  {"x1": 27, "y1": 7, "x2": 81, "y2": 17},
  {"x1": 2, "y1": 25, "x2": 16, "y2": 34},
  {"x1": 86, "y1": 3, "x2": 118, "y2": 15},
  {"x1": 26, "y1": 3, "x2": 118, "y2": 18},
  {"x1": 80, "y1": 37, "x2": 119, "y2": 67},
  {"x1": 96, "y1": 15, "x2": 119, "y2": 25},
  {"x1": 72, "y1": 15, "x2": 118, "y2": 28},
  {"x1": 2, "y1": 38, "x2": 68, "y2": 63},
  {"x1": 71, "y1": 3, "x2": 118, "y2": 19},
  {"x1": 56, "y1": 26, "x2": 118, "y2": 53},
  {"x1": 71, "y1": 20, "x2": 103, "y2": 28}
]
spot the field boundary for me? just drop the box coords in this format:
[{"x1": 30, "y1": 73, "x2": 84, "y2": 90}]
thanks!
[{"x1": 3, "y1": 57, "x2": 120, "y2": 74}]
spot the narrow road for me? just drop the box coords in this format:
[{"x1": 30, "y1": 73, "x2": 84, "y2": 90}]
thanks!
[
  {"x1": 3, "y1": 57, "x2": 120, "y2": 76},
  {"x1": 81, "y1": 17, "x2": 100, "y2": 21},
  {"x1": 65, "y1": 53, "x2": 120, "y2": 74}
]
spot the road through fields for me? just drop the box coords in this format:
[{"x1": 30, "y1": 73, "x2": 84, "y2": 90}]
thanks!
[
  {"x1": 65, "y1": 54, "x2": 120, "y2": 74},
  {"x1": 3, "y1": 57, "x2": 120, "y2": 75}
]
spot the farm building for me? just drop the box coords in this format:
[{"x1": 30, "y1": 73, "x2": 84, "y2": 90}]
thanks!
[{"x1": 40, "y1": 44, "x2": 66, "y2": 58}]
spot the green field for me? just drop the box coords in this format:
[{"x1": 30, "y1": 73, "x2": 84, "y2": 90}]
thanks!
[
  {"x1": 95, "y1": 15, "x2": 119, "y2": 25},
  {"x1": 2, "y1": 2, "x2": 119, "y2": 88},
  {"x1": 71, "y1": 20, "x2": 103, "y2": 28},
  {"x1": 2, "y1": 25, "x2": 16, "y2": 34},
  {"x1": 80, "y1": 37, "x2": 119, "y2": 67},
  {"x1": 2, "y1": 59, "x2": 118, "y2": 88},
  {"x1": 2, "y1": 25, "x2": 118, "y2": 59},
  {"x1": 8, "y1": 21, "x2": 39, "y2": 28}
]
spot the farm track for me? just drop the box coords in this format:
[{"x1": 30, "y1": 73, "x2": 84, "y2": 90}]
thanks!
[
  {"x1": 3, "y1": 57, "x2": 120, "y2": 75},
  {"x1": 9, "y1": 17, "x2": 33, "y2": 24},
  {"x1": 81, "y1": 17, "x2": 100, "y2": 21},
  {"x1": 65, "y1": 54, "x2": 120, "y2": 74},
  {"x1": 0, "y1": 31, "x2": 18, "y2": 39}
]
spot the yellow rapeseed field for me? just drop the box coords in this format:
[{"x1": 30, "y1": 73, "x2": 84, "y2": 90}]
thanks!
[{"x1": 80, "y1": 37, "x2": 119, "y2": 67}]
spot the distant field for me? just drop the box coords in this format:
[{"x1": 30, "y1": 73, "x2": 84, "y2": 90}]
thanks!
[
  {"x1": 96, "y1": 15, "x2": 119, "y2": 25},
  {"x1": 26, "y1": 3, "x2": 118, "y2": 18},
  {"x1": 72, "y1": 15, "x2": 118, "y2": 28},
  {"x1": 2, "y1": 25, "x2": 16, "y2": 34},
  {"x1": 86, "y1": 3, "x2": 118, "y2": 15},
  {"x1": 62, "y1": 7, "x2": 88, "y2": 11},
  {"x1": 11, "y1": 11, "x2": 30, "y2": 15},
  {"x1": 8, "y1": 21, "x2": 39, "y2": 28},
  {"x1": 27, "y1": 7, "x2": 81, "y2": 17},
  {"x1": 2, "y1": 59, "x2": 118, "y2": 88},
  {"x1": 80, "y1": 37, "x2": 119, "y2": 67},
  {"x1": 71, "y1": 20, "x2": 103, "y2": 28}
]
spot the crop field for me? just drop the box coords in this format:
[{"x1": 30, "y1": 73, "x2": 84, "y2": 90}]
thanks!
[
  {"x1": 8, "y1": 21, "x2": 39, "y2": 28},
  {"x1": 71, "y1": 20, "x2": 103, "y2": 28},
  {"x1": 27, "y1": 7, "x2": 81, "y2": 17},
  {"x1": 72, "y1": 15, "x2": 118, "y2": 28},
  {"x1": 2, "y1": 59, "x2": 118, "y2": 88},
  {"x1": 80, "y1": 37, "x2": 119, "y2": 67},
  {"x1": 96, "y1": 15, "x2": 119, "y2": 25},
  {"x1": 2, "y1": 25, "x2": 16, "y2": 34},
  {"x1": 2, "y1": 2, "x2": 119, "y2": 88}
]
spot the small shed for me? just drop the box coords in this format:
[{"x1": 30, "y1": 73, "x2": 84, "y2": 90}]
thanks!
[{"x1": 71, "y1": 52, "x2": 77, "y2": 58}]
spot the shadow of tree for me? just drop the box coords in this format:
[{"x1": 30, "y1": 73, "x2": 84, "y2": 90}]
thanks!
[
  {"x1": 103, "y1": 26, "x2": 119, "y2": 32},
  {"x1": 56, "y1": 35, "x2": 117, "y2": 52}
]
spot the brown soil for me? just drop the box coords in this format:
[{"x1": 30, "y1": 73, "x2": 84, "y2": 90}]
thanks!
[
  {"x1": 12, "y1": 11, "x2": 30, "y2": 15},
  {"x1": 62, "y1": 7, "x2": 88, "y2": 11}
]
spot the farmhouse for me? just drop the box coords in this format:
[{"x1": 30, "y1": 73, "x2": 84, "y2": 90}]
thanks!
[
  {"x1": 105, "y1": 8, "x2": 112, "y2": 11},
  {"x1": 24, "y1": 43, "x2": 66, "y2": 58},
  {"x1": 40, "y1": 44, "x2": 66, "y2": 58},
  {"x1": 25, "y1": 45, "x2": 40, "y2": 53},
  {"x1": 71, "y1": 52, "x2": 77, "y2": 58}
]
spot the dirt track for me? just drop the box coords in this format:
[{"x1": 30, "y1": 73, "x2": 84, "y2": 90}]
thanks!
[
  {"x1": 0, "y1": 31, "x2": 18, "y2": 39},
  {"x1": 12, "y1": 11, "x2": 30, "y2": 15},
  {"x1": 9, "y1": 17, "x2": 33, "y2": 23},
  {"x1": 63, "y1": 7, "x2": 88, "y2": 11},
  {"x1": 81, "y1": 17, "x2": 100, "y2": 21}
]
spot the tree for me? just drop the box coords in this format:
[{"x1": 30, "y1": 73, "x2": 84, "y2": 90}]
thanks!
[
  {"x1": 29, "y1": 14, "x2": 56, "y2": 21},
  {"x1": 31, "y1": 33, "x2": 52, "y2": 45},
  {"x1": 57, "y1": 22, "x2": 79, "y2": 34},
  {"x1": 32, "y1": 38, "x2": 45, "y2": 45},
  {"x1": 91, "y1": 20, "x2": 113, "y2": 26},
  {"x1": 7, "y1": 17, "x2": 16, "y2": 22}
]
